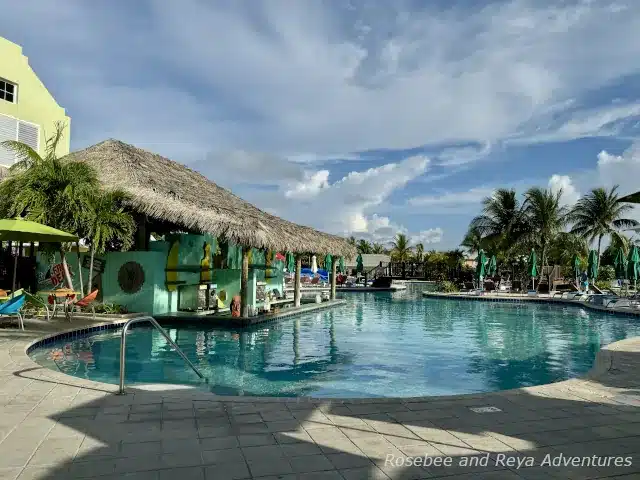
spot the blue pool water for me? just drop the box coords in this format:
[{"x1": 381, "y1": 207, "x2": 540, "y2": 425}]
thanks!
[{"x1": 29, "y1": 286, "x2": 640, "y2": 398}]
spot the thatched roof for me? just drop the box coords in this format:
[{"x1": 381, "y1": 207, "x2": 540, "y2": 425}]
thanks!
[{"x1": 64, "y1": 139, "x2": 355, "y2": 256}]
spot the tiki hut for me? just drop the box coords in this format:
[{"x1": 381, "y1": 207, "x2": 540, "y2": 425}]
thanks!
[
  {"x1": 65, "y1": 139, "x2": 353, "y2": 256},
  {"x1": 65, "y1": 139, "x2": 355, "y2": 313}
]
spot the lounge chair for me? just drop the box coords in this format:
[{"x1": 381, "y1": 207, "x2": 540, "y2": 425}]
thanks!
[
  {"x1": 0, "y1": 294, "x2": 26, "y2": 330},
  {"x1": 65, "y1": 290, "x2": 99, "y2": 321},
  {"x1": 24, "y1": 291, "x2": 51, "y2": 321}
]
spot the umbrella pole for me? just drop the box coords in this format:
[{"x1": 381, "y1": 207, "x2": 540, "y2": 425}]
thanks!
[{"x1": 11, "y1": 248, "x2": 17, "y2": 297}]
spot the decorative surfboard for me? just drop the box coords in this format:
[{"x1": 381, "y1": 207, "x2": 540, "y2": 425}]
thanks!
[{"x1": 166, "y1": 240, "x2": 180, "y2": 291}]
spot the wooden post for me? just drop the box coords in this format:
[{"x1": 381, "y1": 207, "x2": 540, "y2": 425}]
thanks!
[
  {"x1": 294, "y1": 254, "x2": 302, "y2": 307},
  {"x1": 330, "y1": 255, "x2": 337, "y2": 300},
  {"x1": 241, "y1": 246, "x2": 249, "y2": 317}
]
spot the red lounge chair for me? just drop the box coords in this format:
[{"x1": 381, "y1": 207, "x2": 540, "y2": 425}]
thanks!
[{"x1": 65, "y1": 290, "x2": 99, "y2": 321}]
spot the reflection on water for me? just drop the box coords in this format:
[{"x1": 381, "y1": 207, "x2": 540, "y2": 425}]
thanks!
[{"x1": 29, "y1": 283, "x2": 640, "y2": 397}]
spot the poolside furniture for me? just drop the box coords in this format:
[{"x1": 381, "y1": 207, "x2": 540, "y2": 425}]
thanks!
[
  {"x1": 0, "y1": 294, "x2": 26, "y2": 330},
  {"x1": 65, "y1": 289, "x2": 99, "y2": 321},
  {"x1": 24, "y1": 291, "x2": 51, "y2": 321},
  {"x1": 38, "y1": 288, "x2": 79, "y2": 319}
]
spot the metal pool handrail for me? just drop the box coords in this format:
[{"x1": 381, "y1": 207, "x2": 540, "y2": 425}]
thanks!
[{"x1": 118, "y1": 316, "x2": 205, "y2": 394}]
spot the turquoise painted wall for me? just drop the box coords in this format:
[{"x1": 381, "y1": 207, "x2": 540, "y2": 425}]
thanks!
[
  {"x1": 102, "y1": 250, "x2": 171, "y2": 315},
  {"x1": 35, "y1": 235, "x2": 288, "y2": 315}
]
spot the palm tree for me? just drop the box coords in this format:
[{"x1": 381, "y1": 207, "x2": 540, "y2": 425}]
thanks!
[
  {"x1": 85, "y1": 190, "x2": 136, "y2": 293},
  {"x1": 0, "y1": 123, "x2": 98, "y2": 289},
  {"x1": 470, "y1": 188, "x2": 526, "y2": 258},
  {"x1": 568, "y1": 186, "x2": 639, "y2": 266},
  {"x1": 414, "y1": 243, "x2": 424, "y2": 262},
  {"x1": 391, "y1": 233, "x2": 412, "y2": 262},
  {"x1": 348, "y1": 236, "x2": 356, "y2": 246},
  {"x1": 522, "y1": 187, "x2": 568, "y2": 279},
  {"x1": 371, "y1": 242, "x2": 386, "y2": 254},
  {"x1": 356, "y1": 239, "x2": 372, "y2": 254},
  {"x1": 461, "y1": 225, "x2": 483, "y2": 255},
  {"x1": 547, "y1": 232, "x2": 588, "y2": 266}
]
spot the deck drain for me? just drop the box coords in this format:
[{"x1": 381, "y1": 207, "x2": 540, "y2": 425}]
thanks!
[{"x1": 469, "y1": 406, "x2": 502, "y2": 413}]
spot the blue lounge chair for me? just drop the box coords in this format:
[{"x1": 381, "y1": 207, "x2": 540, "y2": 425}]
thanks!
[{"x1": 0, "y1": 294, "x2": 26, "y2": 330}]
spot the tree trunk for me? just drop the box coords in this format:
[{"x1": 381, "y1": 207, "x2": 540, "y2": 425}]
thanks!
[
  {"x1": 330, "y1": 256, "x2": 337, "y2": 300},
  {"x1": 76, "y1": 242, "x2": 84, "y2": 297},
  {"x1": 597, "y1": 235, "x2": 603, "y2": 273},
  {"x1": 540, "y1": 241, "x2": 547, "y2": 292},
  {"x1": 294, "y1": 255, "x2": 302, "y2": 308},
  {"x1": 88, "y1": 246, "x2": 95, "y2": 295},
  {"x1": 59, "y1": 247, "x2": 74, "y2": 290},
  {"x1": 241, "y1": 247, "x2": 249, "y2": 317}
]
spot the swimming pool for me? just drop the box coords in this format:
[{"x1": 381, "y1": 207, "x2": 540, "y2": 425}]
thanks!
[{"x1": 28, "y1": 285, "x2": 640, "y2": 398}]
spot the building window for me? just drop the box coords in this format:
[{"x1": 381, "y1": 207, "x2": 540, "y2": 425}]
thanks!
[{"x1": 0, "y1": 80, "x2": 16, "y2": 103}]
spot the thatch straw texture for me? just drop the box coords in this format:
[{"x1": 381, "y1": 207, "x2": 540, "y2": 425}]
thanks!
[{"x1": 65, "y1": 140, "x2": 355, "y2": 256}]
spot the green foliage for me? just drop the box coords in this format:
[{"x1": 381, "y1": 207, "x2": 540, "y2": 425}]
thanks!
[
  {"x1": 595, "y1": 280, "x2": 613, "y2": 291},
  {"x1": 568, "y1": 186, "x2": 638, "y2": 260},
  {"x1": 93, "y1": 303, "x2": 128, "y2": 314},
  {"x1": 435, "y1": 280, "x2": 458, "y2": 293},
  {"x1": 391, "y1": 233, "x2": 412, "y2": 262},
  {"x1": 357, "y1": 239, "x2": 372, "y2": 254},
  {"x1": 597, "y1": 265, "x2": 615, "y2": 282},
  {"x1": 371, "y1": 242, "x2": 386, "y2": 254}
]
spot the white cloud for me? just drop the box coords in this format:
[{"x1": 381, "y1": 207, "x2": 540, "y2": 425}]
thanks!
[
  {"x1": 436, "y1": 142, "x2": 493, "y2": 167},
  {"x1": 411, "y1": 228, "x2": 444, "y2": 245},
  {"x1": 408, "y1": 187, "x2": 495, "y2": 212},
  {"x1": 285, "y1": 170, "x2": 330, "y2": 198},
  {"x1": 248, "y1": 155, "x2": 430, "y2": 243},
  {"x1": 594, "y1": 143, "x2": 640, "y2": 197},
  {"x1": 4, "y1": 0, "x2": 640, "y2": 159},
  {"x1": 548, "y1": 174, "x2": 580, "y2": 206}
]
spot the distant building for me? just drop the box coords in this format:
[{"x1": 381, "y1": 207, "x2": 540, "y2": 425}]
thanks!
[
  {"x1": 345, "y1": 254, "x2": 391, "y2": 273},
  {"x1": 0, "y1": 36, "x2": 70, "y2": 166},
  {"x1": 464, "y1": 257, "x2": 477, "y2": 268}
]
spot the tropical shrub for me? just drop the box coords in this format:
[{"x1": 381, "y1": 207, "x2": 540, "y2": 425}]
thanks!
[
  {"x1": 435, "y1": 280, "x2": 458, "y2": 293},
  {"x1": 597, "y1": 265, "x2": 615, "y2": 282}
]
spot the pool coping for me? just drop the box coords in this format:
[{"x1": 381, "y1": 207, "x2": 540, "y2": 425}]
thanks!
[
  {"x1": 14, "y1": 296, "x2": 640, "y2": 405},
  {"x1": 422, "y1": 291, "x2": 640, "y2": 317}
]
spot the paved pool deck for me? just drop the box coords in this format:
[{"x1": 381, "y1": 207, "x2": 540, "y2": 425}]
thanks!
[{"x1": 1, "y1": 313, "x2": 640, "y2": 479}]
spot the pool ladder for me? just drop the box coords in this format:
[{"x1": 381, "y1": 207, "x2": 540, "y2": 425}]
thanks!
[{"x1": 118, "y1": 316, "x2": 205, "y2": 394}]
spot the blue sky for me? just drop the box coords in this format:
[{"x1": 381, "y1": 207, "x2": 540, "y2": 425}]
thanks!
[{"x1": 3, "y1": 0, "x2": 640, "y2": 249}]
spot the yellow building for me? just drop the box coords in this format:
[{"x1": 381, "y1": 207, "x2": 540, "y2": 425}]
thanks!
[{"x1": 0, "y1": 37, "x2": 70, "y2": 166}]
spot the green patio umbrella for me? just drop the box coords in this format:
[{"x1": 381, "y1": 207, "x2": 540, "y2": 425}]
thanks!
[
  {"x1": 324, "y1": 254, "x2": 332, "y2": 274},
  {"x1": 587, "y1": 249, "x2": 599, "y2": 284},
  {"x1": 528, "y1": 249, "x2": 538, "y2": 290},
  {"x1": 285, "y1": 252, "x2": 295, "y2": 273},
  {"x1": 486, "y1": 255, "x2": 497, "y2": 277},
  {"x1": 627, "y1": 245, "x2": 640, "y2": 292},
  {"x1": 338, "y1": 256, "x2": 345, "y2": 274},
  {"x1": 571, "y1": 254, "x2": 581, "y2": 289},
  {"x1": 614, "y1": 247, "x2": 627, "y2": 281},
  {"x1": 356, "y1": 254, "x2": 364, "y2": 274},
  {"x1": 0, "y1": 218, "x2": 78, "y2": 294},
  {"x1": 475, "y1": 249, "x2": 487, "y2": 289}
]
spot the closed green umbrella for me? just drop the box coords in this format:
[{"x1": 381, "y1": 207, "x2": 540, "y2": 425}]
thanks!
[
  {"x1": 285, "y1": 252, "x2": 295, "y2": 273},
  {"x1": 476, "y1": 249, "x2": 487, "y2": 289},
  {"x1": 587, "y1": 250, "x2": 598, "y2": 284},
  {"x1": 486, "y1": 255, "x2": 497, "y2": 277},
  {"x1": 0, "y1": 218, "x2": 78, "y2": 294},
  {"x1": 356, "y1": 254, "x2": 364, "y2": 274},
  {"x1": 614, "y1": 247, "x2": 627, "y2": 281},
  {"x1": 528, "y1": 249, "x2": 538, "y2": 290},
  {"x1": 627, "y1": 246, "x2": 640, "y2": 292},
  {"x1": 572, "y1": 254, "x2": 581, "y2": 288},
  {"x1": 324, "y1": 254, "x2": 332, "y2": 273},
  {"x1": 338, "y1": 257, "x2": 345, "y2": 274}
]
